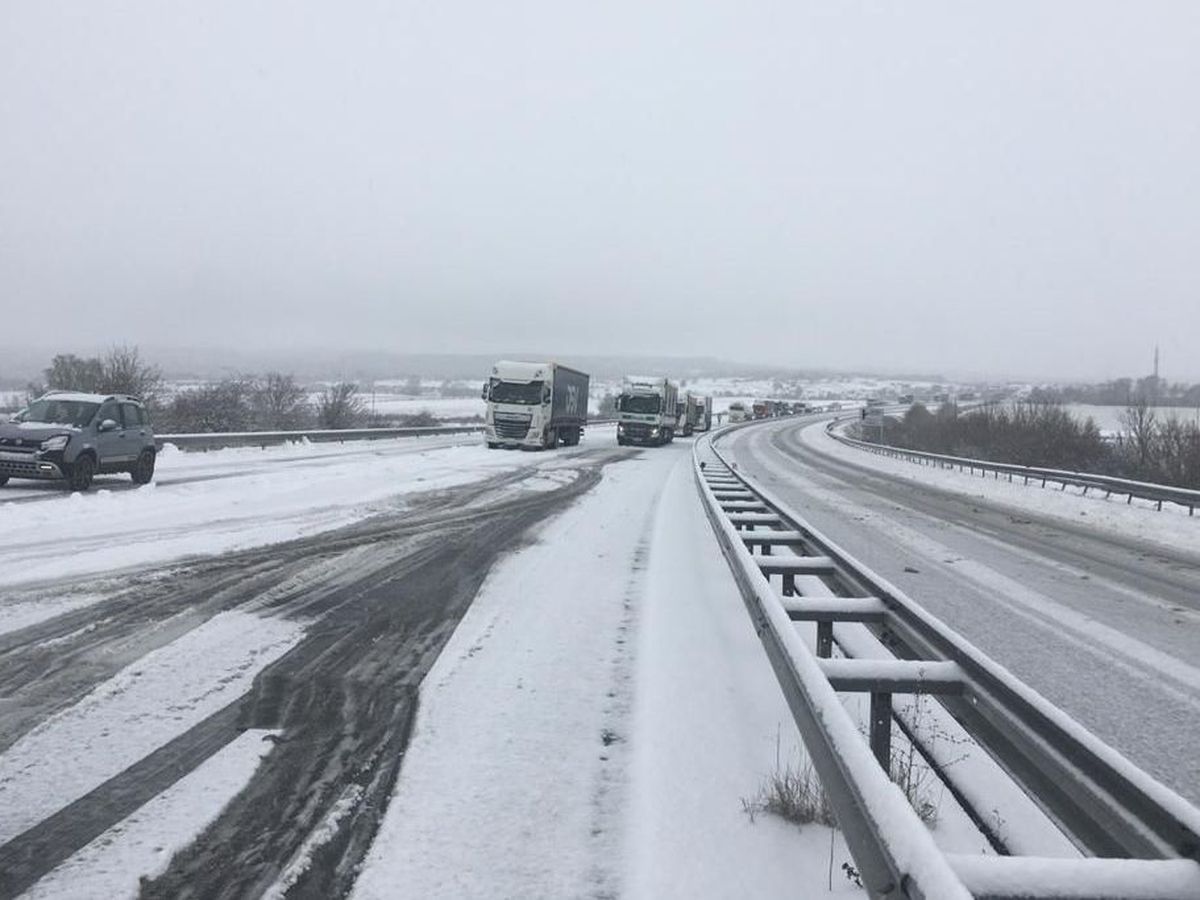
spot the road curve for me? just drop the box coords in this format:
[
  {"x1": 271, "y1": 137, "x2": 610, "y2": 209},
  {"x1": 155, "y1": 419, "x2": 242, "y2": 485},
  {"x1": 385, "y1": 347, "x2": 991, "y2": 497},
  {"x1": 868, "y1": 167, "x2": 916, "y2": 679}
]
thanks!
[{"x1": 720, "y1": 417, "x2": 1200, "y2": 806}]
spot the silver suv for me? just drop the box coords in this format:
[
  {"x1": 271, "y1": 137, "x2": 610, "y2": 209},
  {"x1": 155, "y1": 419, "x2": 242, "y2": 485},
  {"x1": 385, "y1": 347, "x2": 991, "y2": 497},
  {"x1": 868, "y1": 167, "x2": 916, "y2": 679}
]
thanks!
[{"x1": 0, "y1": 391, "x2": 157, "y2": 491}]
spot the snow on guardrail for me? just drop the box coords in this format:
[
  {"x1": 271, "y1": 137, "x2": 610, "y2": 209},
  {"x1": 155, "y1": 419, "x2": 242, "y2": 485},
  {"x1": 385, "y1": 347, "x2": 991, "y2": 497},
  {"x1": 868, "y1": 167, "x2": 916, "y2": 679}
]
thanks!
[
  {"x1": 156, "y1": 424, "x2": 484, "y2": 451},
  {"x1": 157, "y1": 419, "x2": 619, "y2": 452}
]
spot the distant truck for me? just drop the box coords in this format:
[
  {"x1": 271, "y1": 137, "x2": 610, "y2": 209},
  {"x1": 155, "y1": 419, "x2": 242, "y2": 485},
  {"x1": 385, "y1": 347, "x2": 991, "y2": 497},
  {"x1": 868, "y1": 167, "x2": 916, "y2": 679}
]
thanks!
[
  {"x1": 692, "y1": 395, "x2": 713, "y2": 432},
  {"x1": 482, "y1": 360, "x2": 589, "y2": 450},
  {"x1": 675, "y1": 392, "x2": 704, "y2": 436},
  {"x1": 727, "y1": 401, "x2": 749, "y2": 423},
  {"x1": 616, "y1": 377, "x2": 678, "y2": 446}
]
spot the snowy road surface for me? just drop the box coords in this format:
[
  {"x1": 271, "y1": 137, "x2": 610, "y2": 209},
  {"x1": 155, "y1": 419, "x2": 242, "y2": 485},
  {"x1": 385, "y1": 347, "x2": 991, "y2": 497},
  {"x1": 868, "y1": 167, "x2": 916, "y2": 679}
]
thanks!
[
  {"x1": 0, "y1": 430, "x2": 861, "y2": 898},
  {"x1": 721, "y1": 417, "x2": 1200, "y2": 806},
  {"x1": 3, "y1": 416, "x2": 1195, "y2": 898}
]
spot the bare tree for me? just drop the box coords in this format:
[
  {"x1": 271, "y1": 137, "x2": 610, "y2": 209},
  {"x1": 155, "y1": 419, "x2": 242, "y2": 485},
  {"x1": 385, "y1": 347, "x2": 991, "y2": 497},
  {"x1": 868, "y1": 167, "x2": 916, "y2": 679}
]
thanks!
[
  {"x1": 318, "y1": 382, "x2": 364, "y2": 429},
  {"x1": 160, "y1": 378, "x2": 257, "y2": 433},
  {"x1": 1120, "y1": 398, "x2": 1157, "y2": 470},
  {"x1": 99, "y1": 345, "x2": 163, "y2": 406},
  {"x1": 43, "y1": 354, "x2": 105, "y2": 393},
  {"x1": 253, "y1": 372, "x2": 310, "y2": 430}
]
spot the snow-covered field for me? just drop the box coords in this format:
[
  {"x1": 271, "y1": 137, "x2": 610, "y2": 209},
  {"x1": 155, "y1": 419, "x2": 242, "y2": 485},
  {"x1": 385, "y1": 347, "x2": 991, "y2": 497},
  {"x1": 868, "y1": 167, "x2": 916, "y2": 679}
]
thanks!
[{"x1": 1065, "y1": 403, "x2": 1200, "y2": 434}]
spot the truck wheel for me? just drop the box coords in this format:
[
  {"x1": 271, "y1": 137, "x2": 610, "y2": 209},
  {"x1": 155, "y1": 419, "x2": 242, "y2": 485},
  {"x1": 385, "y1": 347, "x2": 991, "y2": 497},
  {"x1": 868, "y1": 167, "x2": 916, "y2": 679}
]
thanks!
[
  {"x1": 131, "y1": 450, "x2": 156, "y2": 484},
  {"x1": 0, "y1": 475, "x2": 8, "y2": 487},
  {"x1": 67, "y1": 455, "x2": 95, "y2": 492},
  {"x1": 487, "y1": 441, "x2": 500, "y2": 449},
  {"x1": 562, "y1": 426, "x2": 580, "y2": 447}
]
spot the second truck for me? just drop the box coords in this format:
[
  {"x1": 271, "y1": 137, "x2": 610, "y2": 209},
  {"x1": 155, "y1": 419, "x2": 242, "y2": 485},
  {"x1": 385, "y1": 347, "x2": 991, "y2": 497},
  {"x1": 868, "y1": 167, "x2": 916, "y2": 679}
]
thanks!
[
  {"x1": 483, "y1": 360, "x2": 589, "y2": 450},
  {"x1": 616, "y1": 377, "x2": 679, "y2": 446}
]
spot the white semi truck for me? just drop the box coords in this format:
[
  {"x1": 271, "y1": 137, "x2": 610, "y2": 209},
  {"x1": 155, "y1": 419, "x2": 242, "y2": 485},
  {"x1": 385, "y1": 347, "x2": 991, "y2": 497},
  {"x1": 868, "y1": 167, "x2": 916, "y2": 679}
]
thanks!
[
  {"x1": 482, "y1": 360, "x2": 589, "y2": 450},
  {"x1": 616, "y1": 377, "x2": 679, "y2": 446}
]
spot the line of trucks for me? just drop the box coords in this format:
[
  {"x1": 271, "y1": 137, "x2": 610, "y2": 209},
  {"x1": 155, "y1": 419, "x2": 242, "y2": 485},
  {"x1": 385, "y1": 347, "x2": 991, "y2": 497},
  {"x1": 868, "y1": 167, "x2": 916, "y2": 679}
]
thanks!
[{"x1": 481, "y1": 360, "x2": 711, "y2": 450}]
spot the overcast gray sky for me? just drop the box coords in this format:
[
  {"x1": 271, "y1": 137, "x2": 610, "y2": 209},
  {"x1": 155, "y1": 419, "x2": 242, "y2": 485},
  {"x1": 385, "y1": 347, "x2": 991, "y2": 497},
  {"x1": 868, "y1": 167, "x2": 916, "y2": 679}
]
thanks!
[{"x1": 2, "y1": 2, "x2": 1197, "y2": 380}]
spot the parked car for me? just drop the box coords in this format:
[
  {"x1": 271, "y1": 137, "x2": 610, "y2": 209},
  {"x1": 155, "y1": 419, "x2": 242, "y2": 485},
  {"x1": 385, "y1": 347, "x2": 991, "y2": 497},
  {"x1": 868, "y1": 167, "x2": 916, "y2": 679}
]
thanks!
[{"x1": 0, "y1": 391, "x2": 157, "y2": 491}]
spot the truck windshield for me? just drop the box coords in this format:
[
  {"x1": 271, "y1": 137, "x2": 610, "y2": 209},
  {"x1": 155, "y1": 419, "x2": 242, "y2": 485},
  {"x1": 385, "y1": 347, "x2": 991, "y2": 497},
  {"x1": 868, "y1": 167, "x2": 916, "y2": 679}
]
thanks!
[
  {"x1": 15, "y1": 399, "x2": 99, "y2": 427},
  {"x1": 490, "y1": 379, "x2": 543, "y2": 404},
  {"x1": 619, "y1": 394, "x2": 660, "y2": 414}
]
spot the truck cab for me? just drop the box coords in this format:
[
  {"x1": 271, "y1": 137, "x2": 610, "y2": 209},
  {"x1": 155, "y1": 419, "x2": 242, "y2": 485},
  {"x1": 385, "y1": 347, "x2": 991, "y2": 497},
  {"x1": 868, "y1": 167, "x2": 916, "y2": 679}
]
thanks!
[
  {"x1": 616, "y1": 377, "x2": 678, "y2": 446},
  {"x1": 483, "y1": 360, "x2": 589, "y2": 450}
]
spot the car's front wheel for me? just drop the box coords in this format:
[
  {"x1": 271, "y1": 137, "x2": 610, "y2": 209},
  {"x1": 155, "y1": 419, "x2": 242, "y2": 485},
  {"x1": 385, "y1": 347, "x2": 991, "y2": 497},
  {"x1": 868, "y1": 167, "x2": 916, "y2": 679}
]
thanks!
[
  {"x1": 67, "y1": 455, "x2": 95, "y2": 492},
  {"x1": 131, "y1": 450, "x2": 156, "y2": 485}
]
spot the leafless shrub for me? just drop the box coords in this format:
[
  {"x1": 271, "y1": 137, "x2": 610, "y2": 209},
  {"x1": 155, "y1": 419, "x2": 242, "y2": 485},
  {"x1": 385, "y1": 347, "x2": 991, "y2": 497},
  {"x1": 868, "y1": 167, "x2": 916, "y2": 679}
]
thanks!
[
  {"x1": 318, "y1": 382, "x2": 364, "y2": 429},
  {"x1": 159, "y1": 378, "x2": 257, "y2": 433},
  {"x1": 252, "y1": 372, "x2": 311, "y2": 430}
]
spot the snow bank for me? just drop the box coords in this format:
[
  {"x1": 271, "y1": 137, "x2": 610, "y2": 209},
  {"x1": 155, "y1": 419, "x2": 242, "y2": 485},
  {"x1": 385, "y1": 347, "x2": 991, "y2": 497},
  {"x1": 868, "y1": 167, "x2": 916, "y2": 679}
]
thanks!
[{"x1": 808, "y1": 420, "x2": 1200, "y2": 558}]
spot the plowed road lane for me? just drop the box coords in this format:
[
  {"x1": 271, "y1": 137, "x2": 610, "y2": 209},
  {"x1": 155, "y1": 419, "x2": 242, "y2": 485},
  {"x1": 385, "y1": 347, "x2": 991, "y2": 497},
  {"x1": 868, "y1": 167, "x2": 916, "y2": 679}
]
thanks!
[{"x1": 721, "y1": 418, "x2": 1200, "y2": 805}]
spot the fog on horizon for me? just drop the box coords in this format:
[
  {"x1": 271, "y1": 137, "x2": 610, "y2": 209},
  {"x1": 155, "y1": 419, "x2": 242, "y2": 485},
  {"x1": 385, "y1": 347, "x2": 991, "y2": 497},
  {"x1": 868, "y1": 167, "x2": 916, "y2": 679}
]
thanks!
[{"x1": 2, "y1": 2, "x2": 1198, "y2": 382}]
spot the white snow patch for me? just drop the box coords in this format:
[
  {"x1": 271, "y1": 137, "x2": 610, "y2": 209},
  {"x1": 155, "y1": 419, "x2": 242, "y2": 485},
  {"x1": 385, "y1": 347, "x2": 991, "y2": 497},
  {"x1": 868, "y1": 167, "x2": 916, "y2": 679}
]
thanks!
[
  {"x1": 22, "y1": 729, "x2": 278, "y2": 899},
  {"x1": 0, "y1": 610, "x2": 304, "y2": 843}
]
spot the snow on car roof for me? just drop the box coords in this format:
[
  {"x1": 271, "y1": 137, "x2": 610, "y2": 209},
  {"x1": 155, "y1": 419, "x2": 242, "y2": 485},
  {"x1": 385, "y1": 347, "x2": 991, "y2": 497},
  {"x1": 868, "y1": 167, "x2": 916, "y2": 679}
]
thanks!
[
  {"x1": 36, "y1": 391, "x2": 110, "y2": 403},
  {"x1": 38, "y1": 391, "x2": 138, "y2": 403}
]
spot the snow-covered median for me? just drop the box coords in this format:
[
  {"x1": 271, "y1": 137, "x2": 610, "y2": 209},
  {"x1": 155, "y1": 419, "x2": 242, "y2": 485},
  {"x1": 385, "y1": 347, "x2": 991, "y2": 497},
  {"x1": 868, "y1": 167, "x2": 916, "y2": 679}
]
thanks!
[{"x1": 352, "y1": 442, "x2": 862, "y2": 899}]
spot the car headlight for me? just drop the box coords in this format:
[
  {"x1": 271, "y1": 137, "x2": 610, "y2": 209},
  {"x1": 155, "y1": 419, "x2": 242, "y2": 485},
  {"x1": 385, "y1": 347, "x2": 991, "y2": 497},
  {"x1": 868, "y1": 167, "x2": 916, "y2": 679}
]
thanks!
[
  {"x1": 650, "y1": 427, "x2": 660, "y2": 436},
  {"x1": 41, "y1": 435, "x2": 69, "y2": 451},
  {"x1": 617, "y1": 424, "x2": 625, "y2": 433}
]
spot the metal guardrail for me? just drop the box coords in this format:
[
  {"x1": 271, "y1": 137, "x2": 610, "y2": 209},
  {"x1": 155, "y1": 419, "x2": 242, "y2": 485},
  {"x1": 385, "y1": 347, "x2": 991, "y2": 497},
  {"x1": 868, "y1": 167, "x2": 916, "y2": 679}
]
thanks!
[
  {"x1": 156, "y1": 424, "x2": 484, "y2": 451},
  {"x1": 693, "y1": 425, "x2": 1200, "y2": 899},
  {"x1": 156, "y1": 419, "x2": 619, "y2": 452},
  {"x1": 828, "y1": 420, "x2": 1200, "y2": 515}
]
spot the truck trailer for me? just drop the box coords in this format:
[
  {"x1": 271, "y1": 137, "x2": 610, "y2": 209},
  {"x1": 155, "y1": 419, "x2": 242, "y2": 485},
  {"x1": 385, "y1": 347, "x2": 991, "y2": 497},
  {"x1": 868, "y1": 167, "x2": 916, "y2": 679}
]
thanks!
[
  {"x1": 675, "y1": 392, "x2": 700, "y2": 437},
  {"x1": 616, "y1": 377, "x2": 678, "y2": 446},
  {"x1": 483, "y1": 360, "x2": 589, "y2": 450}
]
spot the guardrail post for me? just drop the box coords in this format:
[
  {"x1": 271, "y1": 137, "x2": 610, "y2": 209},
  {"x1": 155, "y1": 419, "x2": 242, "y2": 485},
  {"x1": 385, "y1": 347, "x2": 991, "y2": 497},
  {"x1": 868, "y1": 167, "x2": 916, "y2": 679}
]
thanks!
[
  {"x1": 870, "y1": 692, "x2": 892, "y2": 769},
  {"x1": 817, "y1": 621, "x2": 834, "y2": 658}
]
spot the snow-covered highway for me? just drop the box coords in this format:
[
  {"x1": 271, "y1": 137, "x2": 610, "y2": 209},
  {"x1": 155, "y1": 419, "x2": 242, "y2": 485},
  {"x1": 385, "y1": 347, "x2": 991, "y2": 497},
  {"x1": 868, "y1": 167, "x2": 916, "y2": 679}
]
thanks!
[
  {"x1": 0, "y1": 431, "x2": 852, "y2": 898},
  {"x1": 721, "y1": 417, "x2": 1200, "y2": 807},
  {"x1": 3, "y1": 417, "x2": 1198, "y2": 898}
]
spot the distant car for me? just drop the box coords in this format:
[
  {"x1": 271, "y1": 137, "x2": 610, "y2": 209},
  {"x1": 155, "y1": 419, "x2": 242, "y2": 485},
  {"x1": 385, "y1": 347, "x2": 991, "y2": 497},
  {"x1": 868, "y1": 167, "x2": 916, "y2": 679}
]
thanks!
[{"x1": 0, "y1": 391, "x2": 157, "y2": 491}]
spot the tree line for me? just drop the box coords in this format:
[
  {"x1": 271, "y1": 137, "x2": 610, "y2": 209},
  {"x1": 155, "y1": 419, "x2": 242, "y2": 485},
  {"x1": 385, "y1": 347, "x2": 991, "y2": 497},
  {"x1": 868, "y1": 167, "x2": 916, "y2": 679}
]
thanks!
[
  {"x1": 24, "y1": 347, "x2": 443, "y2": 433},
  {"x1": 867, "y1": 401, "x2": 1200, "y2": 489}
]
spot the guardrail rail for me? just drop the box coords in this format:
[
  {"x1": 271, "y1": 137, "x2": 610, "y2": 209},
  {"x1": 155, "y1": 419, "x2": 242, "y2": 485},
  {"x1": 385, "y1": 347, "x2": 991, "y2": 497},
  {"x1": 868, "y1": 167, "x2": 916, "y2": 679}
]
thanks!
[
  {"x1": 156, "y1": 419, "x2": 619, "y2": 452},
  {"x1": 156, "y1": 424, "x2": 484, "y2": 451},
  {"x1": 827, "y1": 420, "x2": 1200, "y2": 515},
  {"x1": 693, "y1": 423, "x2": 1200, "y2": 899}
]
